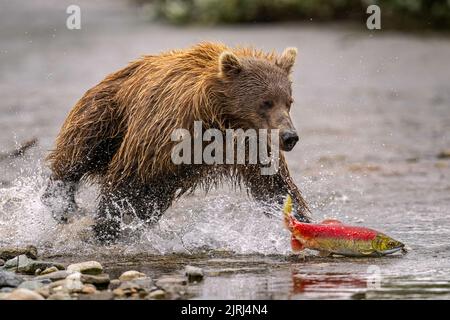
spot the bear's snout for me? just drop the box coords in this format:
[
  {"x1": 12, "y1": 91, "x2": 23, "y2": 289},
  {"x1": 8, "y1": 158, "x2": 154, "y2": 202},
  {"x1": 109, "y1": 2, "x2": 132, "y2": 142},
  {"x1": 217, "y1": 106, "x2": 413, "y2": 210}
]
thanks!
[{"x1": 280, "y1": 130, "x2": 299, "y2": 151}]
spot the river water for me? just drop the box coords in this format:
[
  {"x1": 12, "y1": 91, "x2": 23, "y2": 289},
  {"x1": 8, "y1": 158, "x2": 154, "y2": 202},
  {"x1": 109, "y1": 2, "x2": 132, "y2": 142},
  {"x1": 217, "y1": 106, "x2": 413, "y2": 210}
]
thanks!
[{"x1": 1, "y1": 0, "x2": 450, "y2": 299}]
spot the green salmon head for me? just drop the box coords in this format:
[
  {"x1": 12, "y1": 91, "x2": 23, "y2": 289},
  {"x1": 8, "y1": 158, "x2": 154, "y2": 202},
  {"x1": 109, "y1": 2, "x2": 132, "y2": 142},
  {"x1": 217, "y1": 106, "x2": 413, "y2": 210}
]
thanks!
[{"x1": 372, "y1": 233, "x2": 405, "y2": 255}]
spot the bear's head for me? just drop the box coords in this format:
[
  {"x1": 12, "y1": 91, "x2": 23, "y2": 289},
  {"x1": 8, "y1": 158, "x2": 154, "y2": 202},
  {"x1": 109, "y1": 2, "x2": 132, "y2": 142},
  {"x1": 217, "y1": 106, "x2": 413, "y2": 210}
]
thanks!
[{"x1": 219, "y1": 47, "x2": 299, "y2": 152}]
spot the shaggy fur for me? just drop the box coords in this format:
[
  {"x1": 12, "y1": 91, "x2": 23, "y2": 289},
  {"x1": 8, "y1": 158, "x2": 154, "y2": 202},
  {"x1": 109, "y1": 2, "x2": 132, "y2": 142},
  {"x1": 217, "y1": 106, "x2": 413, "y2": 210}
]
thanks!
[{"x1": 43, "y1": 42, "x2": 310, "y2": 242}]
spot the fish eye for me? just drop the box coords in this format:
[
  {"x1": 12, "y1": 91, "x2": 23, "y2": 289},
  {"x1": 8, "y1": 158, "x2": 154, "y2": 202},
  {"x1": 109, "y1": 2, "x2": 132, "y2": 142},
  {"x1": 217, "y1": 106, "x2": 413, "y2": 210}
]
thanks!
[
  {"x1": 261, "y1": 100, "x2": 274, "y2": 110},
  {"x1": 389, "y1": 241, "x2": 398, "y2": 247}
]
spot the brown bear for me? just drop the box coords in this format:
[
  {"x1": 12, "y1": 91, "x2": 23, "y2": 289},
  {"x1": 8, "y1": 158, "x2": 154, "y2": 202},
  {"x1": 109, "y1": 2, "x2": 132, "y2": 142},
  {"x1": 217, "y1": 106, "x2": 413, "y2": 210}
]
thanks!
[{"x1": 42, "y1": 42, "x2": 311, "y2": 242}]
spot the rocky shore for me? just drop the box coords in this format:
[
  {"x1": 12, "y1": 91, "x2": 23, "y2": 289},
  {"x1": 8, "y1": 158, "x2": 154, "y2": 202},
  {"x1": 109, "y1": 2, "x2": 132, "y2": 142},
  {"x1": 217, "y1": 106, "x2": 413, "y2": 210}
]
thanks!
[{"x1": 0, "y1": 246, "x2": 204, "y2": 300}]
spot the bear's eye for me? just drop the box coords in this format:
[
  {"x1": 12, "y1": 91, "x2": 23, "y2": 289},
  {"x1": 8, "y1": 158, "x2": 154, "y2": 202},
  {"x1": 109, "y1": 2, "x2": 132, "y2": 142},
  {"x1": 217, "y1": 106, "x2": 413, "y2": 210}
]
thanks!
[{"x1": 261, "y1": 100, "x2": 274, "y2": 110}]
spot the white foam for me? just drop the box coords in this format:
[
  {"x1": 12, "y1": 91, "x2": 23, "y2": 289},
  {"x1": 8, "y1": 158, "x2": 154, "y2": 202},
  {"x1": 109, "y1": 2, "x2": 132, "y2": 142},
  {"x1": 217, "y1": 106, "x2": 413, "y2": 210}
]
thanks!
[{"x1": 0, "y1": 171, "x2": 292, "y2": 256}]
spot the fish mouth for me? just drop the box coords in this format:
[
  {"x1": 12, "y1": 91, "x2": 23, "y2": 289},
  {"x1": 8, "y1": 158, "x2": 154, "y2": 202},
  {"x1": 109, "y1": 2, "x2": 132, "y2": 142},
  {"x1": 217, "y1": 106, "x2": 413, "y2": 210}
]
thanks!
[{"x1": 378, "y1": 245, "x2": 405, "y2": 255}]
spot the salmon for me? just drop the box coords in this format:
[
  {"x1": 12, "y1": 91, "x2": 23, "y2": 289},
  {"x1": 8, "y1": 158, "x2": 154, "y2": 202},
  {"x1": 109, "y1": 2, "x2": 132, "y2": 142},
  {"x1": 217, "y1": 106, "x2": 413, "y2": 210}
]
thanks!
[{"x1": 283, "y1": 195, "x2": 406, "y2": 257}]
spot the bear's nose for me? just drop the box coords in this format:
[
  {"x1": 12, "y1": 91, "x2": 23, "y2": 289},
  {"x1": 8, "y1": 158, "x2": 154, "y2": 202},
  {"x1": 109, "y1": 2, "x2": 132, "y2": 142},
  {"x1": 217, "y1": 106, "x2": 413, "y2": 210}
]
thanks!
[{"x1": 281, "y1": 131, "x2": 299, "y2": 151}]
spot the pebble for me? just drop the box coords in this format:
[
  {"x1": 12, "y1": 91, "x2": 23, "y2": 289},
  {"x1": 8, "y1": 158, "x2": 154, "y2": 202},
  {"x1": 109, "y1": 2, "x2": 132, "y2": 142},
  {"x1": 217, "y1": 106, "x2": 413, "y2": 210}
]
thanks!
[
  {"x1": 80, "y1": 273, "x2": 110, "y2": 288},
  {"x1": 64, "y1": 272, "x2": 84, "y2": 293},
  {"x1": 78, "y1": 291, "x2": 114, "y2": 300},
  {"x1": 0, "y1": 245, "x2": 38, "y2": 260},
  {"x1": 113, "y1": 281, "x2": 145, "y2": 297},
  {"x1": 109, "y1": 279, "x2": 121, "y2": 290},
  {"x1": 18, "y1": 279, "x2": 51, "y2": 291},
  {"x1": 4, "y1": 254, "x2": 64, "y2": 275},
  {"x1": 118, "y1": 281, "x2": 141, "y2": 292},
  {"x1": 81, "y1": 284, "x2": 97, "y2": 294},
  {"x1": 185, "y1": 265, "x2": 204, "y2": 282},
  {"x1": 5, "y1": 288, "x2": 44, "y2": 300},
  {"x1": 148, "y1": 289, "x2": 166, "y2": 299},
  {"x1": 155, "y1": 276, "x2": 187, "y2": 288},
  {"x1": 0, "y1": 270, "x2": 24, "y2": 288},
  {"x1": 44, "y1": 273, "x2": 84, "y2": 295},
  {"x1": 36, "y1": 286, "x2": 51, "y2": 298},
  {"x1": 119, "y1": 270, "x2": 147, "y2": 281},
  {"x1": 0, "y1": 259, "x2": 4, "y2": 266},
  {"x1": 67, "y1": 261, "x2": 103, "y2": 275},
  {"x1": 40, "y1": 266, "x2": 59, "y2": 275},
  {"x1": 35, "y1": 270, "x2": 69, "y2": 282},
  {"x1": 0, "y1": 292, "x2": 10, "y2": 299},
  {"x1": 131, "y1": 277, "x2": 154, "y2": 291},
  {"x1": 112, "y1": 287, "x2": 126, "y2": 297},
  {"x1": 47, "y1": 292, "x2": 73, "y2": 300},
  {"x1": 1, "y1": 255, "x2": 196, "y2": 300}
]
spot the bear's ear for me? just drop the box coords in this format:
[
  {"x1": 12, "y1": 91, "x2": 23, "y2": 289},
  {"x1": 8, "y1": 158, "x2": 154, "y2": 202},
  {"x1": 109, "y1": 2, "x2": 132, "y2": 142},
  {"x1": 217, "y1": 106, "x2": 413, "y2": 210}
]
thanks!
[
  {"x1": 219, "y1": 51, "x2": 242, "y2": 77},
  {"x1": 276, "y1": 47, "x2": 298, "y2": 73}
]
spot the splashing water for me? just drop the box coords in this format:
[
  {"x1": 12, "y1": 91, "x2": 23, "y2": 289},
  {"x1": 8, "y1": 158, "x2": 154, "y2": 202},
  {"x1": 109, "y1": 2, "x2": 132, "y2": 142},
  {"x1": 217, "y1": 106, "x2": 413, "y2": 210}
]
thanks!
[{"x1": 0, "y1": 171, "x2": 292, "y2": 257}]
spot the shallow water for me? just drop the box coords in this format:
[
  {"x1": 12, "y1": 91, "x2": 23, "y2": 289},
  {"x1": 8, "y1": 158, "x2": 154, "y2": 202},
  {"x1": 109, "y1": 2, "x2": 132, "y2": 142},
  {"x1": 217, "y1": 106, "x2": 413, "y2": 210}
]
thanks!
[{"x1": 1, "y1": 0, "x2": 450, "y2": 299}]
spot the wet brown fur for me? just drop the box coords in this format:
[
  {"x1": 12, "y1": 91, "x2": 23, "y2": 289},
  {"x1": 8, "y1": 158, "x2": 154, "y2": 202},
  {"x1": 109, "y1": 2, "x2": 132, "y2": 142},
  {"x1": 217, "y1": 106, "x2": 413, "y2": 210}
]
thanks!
[{"x1": 44, "y1": 42, "x2": 310, "y2": 241}]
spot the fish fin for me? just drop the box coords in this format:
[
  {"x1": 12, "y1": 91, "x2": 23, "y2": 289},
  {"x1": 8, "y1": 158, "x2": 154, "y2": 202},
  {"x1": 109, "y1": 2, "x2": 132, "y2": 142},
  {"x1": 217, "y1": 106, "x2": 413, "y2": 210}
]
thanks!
[
  {"x1": 321, "y1": 219, "x2": 343, "y2": 225},
  {"x1": 283, "y1": 195, "x2": 293, "y2": 228},
  {"x1": 360, "y1": 250, "x2": 376, "y2": 256},
  {"x1": 283, "y1": 195, "x2": 293, "y2": 215},
  {"x1": 319, "y1": 250, "x2": 331, "y2": 257},
  {"x1": 291, "y1": 235, "x2": 304, "y2": 252}
]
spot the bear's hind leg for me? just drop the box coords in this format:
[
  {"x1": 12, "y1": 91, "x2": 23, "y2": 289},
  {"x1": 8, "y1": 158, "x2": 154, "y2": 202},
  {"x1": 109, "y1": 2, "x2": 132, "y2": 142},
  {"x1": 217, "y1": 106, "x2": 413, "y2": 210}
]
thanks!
[
  {"x1": 92, "y1": 190, "x2": 123, "y2": 244},
  {"x1": 93, "y1": 181, "x2": 177, "y2": 243}
]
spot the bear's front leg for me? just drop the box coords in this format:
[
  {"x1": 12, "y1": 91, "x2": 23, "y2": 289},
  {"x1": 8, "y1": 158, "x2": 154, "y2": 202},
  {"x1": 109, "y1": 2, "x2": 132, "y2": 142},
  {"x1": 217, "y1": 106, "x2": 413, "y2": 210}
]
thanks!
[{"x1": 243, "y1": 159, "x2": 311, "y2": 222}]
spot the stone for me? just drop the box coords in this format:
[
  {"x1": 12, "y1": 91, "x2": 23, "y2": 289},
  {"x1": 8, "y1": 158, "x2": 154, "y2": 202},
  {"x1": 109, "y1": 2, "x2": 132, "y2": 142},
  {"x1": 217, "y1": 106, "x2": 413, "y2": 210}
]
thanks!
[
  {"x1": 34, "y1": 269, "x2": 42, "y2": 275},
  {"x1": 5, "y1": 288, "x2": 44, "y2": 300},
  {"x1": 0, "y1": 259, "x2": 4, "y2": 266},
  {"x1": 131, "y1": 277, "x2": 154, "y2": 291},
  {"x1": 67, "y1": 261, "x2": 103, "y2": 275},
  {"x1": 44, "y1": 273, "x2": 84, "y2": 295},
  {"x1": 112, "y1": 281, "x2": 146, "y2": 297},
  {"x1": 80, "y1": 273, "x2": 110, "y2": 288},
  {"x1": 35, "y1": 270, "x2": 69, "y2": 282},
  {"x1": 155, "y1": 276, "x2": 187, "y2": 288},
  {"x1": 148, "y1": 289, "x2": 166, "y2": 299},
  {"x1": 36, "y1": 286, "x2": 51, "y2": 298},
  {"x1": 81, "y1": 284, "x2": 97, "y2": 294},
  {"x1": 78, "y1": 291, "x2": 114, "y2": 300},
  {"x1": 0, "y1": 245, "x2": 38, "y2": 260},
  {"x1": 18, "y1": 279, "x2": 51, "y2": 291},
  {"x1": 118, "y1": 281, "x2": 140, "y2": 292},
  {"x1": 0, "y1": 270, "x2": 24, "y2": 288},
  {"x1": 64, "y1": 272, "x2": 84, "y2": 293},
  {"x1": 185, "y1": 265, "x2": 204, "y2": 282},
  {"x1": 47, "y1": 293, "x2": 73, "y2": 300},
  {"x1": 119, "y1": 270, "x2": 146, "y2": 281},
  {"x1": 0, "y1": 292, "x2": 10, "y2": 299},
  {"x1": 40, "y1": 266, "x2": 58, "y2": 275},
  {"x1": 109, "y1": 279, "x2": 121, "y2": 290},
  {"x1": 112, "y1": 288, "x2": 126, "y2": 297},
  {"x1": 4, "y1": 255, "x2": 64, "y2": 275}
]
